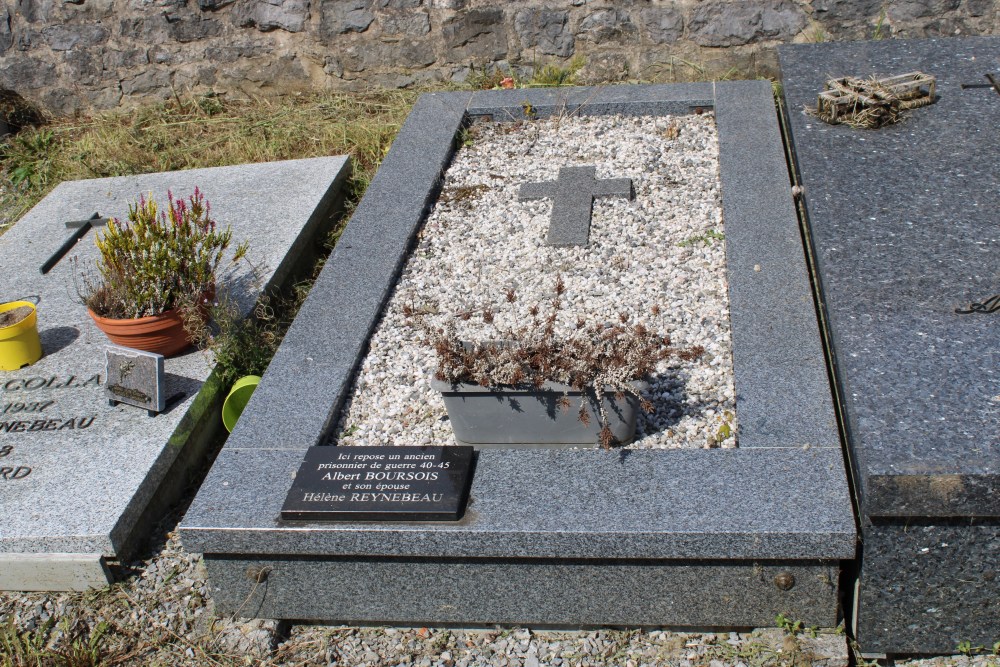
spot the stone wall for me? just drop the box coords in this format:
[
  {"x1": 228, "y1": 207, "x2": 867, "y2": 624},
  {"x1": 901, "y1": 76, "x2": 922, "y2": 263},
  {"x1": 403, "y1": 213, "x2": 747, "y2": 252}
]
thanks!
[{"x1": 0, "y1": 0, "x2": 996, "y2": 115}]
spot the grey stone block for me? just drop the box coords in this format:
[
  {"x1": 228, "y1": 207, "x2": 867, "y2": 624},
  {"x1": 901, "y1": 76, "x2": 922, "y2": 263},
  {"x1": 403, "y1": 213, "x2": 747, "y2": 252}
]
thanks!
[
  {"x1": 319, "y1": 0, "x2": 374, "y2": 36},
  {"x1": 513, "y1": 8, "x2": 573, "y2": 57},
  {"x1": 236, "y1": 0, "x2": 310, "y2": 33},
  {"x1": 204, "y1": 555, "x2": 842, "y2": 627},
  {"x1": 379, "y1": 9, "x2": 430, "y2": 37},
  {"x1": 577, "y1": 8, "x2": 637, "y2": 43},
  {"x1": 518, "y1": 165, "x2": 633, "y2": 247},
  {"x1": 226, "y1": 94, "x2": 468, "y2": 451},
  {"x1": 641, "y1": 6, "x2": 684, "y2": 45},
  {"x1": 715, "y1": 81, "x2": 840, "y2": 451},
  {"x1": 0, "y1": 156, "x2": 350, "y2": 565},
  {"x1": 689, "y1": 0, "x2": 806, "y2": 47},
  {"x1": 441, "y1": 9, "x2": 507, "y2": 62},
  {"x1": 183, "y1": 447, "x2": 854, "y2": 559}
]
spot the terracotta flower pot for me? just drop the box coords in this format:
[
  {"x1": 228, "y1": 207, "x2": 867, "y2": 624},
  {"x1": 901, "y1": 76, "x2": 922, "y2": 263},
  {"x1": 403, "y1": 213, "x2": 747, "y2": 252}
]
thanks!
[{"x1": 88, "y1": 307, "x2": 194, "y2": 357}]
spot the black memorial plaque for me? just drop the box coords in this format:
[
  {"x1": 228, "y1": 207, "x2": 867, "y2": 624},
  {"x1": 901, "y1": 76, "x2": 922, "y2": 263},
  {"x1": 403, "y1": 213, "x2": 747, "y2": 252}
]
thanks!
[{"x1": 281, "y1": 446, "x2": 474, "y2": 521}]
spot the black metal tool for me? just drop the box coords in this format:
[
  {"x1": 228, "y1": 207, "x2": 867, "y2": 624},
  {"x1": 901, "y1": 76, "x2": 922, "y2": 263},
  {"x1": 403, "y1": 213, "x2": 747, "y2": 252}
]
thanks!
[
  {"x1": 960, "y1": 73, "x2": 1000, "y2": 96},
  {"x1": 955, "y1": 294, "x2": 1000, "y2": 315},
  {"x1": 39, "y1": 213, "x2": 110, "y2": 275}
]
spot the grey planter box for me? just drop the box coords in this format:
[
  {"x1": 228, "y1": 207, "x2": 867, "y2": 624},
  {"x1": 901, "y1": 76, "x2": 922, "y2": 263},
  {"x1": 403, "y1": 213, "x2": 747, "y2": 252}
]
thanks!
[{"x1": 431, "y1": 378, "x2": 648, "y2": 448}]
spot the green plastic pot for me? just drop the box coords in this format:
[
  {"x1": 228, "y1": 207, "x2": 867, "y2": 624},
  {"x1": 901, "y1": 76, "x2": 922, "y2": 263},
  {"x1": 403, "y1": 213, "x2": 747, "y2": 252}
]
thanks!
[{"x1": 222, "y1": 375, "x2": 261, "y2": 433}]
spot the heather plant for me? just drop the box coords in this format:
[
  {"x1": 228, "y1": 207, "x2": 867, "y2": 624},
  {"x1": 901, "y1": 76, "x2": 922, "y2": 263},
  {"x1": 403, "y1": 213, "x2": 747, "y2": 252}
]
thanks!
[
  {"x1": 412, "y1": 277, "x2": 704, "y2": 448},
  {"x1": 81, "y1": 188, "x2": 247, "y2": 319}
]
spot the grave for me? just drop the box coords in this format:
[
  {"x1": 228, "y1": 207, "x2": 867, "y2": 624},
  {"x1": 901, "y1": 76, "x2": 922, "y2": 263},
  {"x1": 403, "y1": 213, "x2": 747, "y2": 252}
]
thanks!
[
  {"x1": 180, "y1": 83, "x2": 856, "y2": 628},
  {"x1": 778, "y1": 37, "x2": 999, "y2": 655},
  {"x1": 0, "y1": 156, "x2": 350, "y2": 590}
]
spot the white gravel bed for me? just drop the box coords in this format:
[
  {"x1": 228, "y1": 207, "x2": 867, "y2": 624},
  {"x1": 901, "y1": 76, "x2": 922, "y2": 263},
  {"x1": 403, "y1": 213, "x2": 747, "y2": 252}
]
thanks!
[{"x1": 335, "y1": 112, "x2": 737, "y2": 449}]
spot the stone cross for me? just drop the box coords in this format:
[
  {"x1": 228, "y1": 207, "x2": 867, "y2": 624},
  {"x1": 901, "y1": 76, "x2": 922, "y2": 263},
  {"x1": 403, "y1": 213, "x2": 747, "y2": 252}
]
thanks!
[
  {"x1": 960, "y1": 73, "x2": 1000, "y2": 97},
  {"x1": 518, "y1": 166, "x2": 634, "y2": 247},
  {"x1": 40, "y1": 212, "x2": 109, "y2": 274}
]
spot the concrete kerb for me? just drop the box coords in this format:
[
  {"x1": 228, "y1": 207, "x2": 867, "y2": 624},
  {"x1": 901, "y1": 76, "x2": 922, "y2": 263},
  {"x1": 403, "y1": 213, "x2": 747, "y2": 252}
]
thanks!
[{"x1": 180, "y1": 82, "x2": 856, "y2": 627}]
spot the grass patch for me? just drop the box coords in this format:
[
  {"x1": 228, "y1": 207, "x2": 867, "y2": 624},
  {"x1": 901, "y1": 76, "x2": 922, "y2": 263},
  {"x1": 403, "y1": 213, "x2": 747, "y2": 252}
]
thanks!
[{"x1": 0, "y1": 90, "x2": 417, "y2": 234}]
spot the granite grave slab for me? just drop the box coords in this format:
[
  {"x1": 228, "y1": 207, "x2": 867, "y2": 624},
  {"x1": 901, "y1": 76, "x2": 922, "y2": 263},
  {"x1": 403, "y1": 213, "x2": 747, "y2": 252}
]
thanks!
[
  {"x1": 0, "y1": 156, "x2": 350, "y2": 591},
  {"x1": 180, "y1": 83, "x2": 856, "y2": 628},
  {"x1": 779, "y1": 37, "x2": 999, "y2": 655}
]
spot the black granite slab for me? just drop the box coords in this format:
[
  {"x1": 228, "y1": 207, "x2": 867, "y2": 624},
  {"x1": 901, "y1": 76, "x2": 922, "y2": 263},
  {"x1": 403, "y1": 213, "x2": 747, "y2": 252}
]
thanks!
[
  {"x1": 281, "y1": 446, "x2": 473, "y2": 521},
  {"x1": 780, "y1": 36, "x2": 1000, "y2": 655},
  {"x1": 779, "y1": 38, "x2": 1000, "y2": 519}
]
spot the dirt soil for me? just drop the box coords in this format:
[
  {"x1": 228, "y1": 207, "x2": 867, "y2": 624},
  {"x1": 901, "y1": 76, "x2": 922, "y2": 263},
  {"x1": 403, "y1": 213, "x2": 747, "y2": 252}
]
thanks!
[{"x1": 0, "y1": 304, "x2": 32, "y2": 328}]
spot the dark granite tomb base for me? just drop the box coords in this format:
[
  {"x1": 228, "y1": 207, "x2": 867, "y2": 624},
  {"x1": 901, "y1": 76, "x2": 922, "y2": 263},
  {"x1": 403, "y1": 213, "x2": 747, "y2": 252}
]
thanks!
[
  {"x1": 859, "y1": 521, "x2": 1000, "y2": 654},
  {"x1": 779, "y1": 37, "x2": 1000, "y2": 654},
  {"x1": 206, "y1": 556, "x2": 841, "y2": 627},
  {"x1": 181, "y1": 82, "x2": 855, "y2": 629}
]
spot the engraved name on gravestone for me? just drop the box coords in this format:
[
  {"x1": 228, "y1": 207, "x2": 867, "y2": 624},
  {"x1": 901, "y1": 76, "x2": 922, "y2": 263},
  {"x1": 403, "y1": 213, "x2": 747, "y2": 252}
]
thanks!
[
  {"x1": 518, "y1": 166, "x2": 634, "y2": 246},
  {"x1": 105, "y1": 346, "x2": 165, "y2": 414},
  {"x1": 1, "y1": 373, "x2": 102, "y2": 483},
  {"x1": 281, "y1": 446, "x2": 474, "y2": 521}
]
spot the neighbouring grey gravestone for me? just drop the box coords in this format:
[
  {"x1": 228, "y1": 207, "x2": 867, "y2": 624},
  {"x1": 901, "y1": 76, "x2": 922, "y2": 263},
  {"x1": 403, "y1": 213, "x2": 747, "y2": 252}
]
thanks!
[
  {"x1": 0, "y1": 156, "x2": 350, "y2": 591},
  {"x1": 104, "y1": 346, "x2": 165, "y2": 414},
  {"x1": 779, "y1": 36, "x2": 999, "y2": 656},
  {"x1": 518, "y1": 165, "x2": 634, "y2": 246},
  {"x1": 181, "y1": 83, "x2": 855, "y2": 629}
]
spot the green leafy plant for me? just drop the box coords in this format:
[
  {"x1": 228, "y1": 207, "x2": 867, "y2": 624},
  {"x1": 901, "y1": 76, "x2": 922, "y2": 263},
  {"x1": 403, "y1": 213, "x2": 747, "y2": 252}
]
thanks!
[
  {"x1": 80, "y1": 188, "x2": 247, "y2": 319},
  {"x1": 187, "y1": 288, "x2": 287, "y2": 388},
  {"x1": 6, "y1": 129, "x2": 55, "y2": 188},
  {"x1": 776, "y1": 613, "x2": 820, "y2": 638},
  {"x1": 414, "y1": 277, "x2": 703, "y2": 449}
]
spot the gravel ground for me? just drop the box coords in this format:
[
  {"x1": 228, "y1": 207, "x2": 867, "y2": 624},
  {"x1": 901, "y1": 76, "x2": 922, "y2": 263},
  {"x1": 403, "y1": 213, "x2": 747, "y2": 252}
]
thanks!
[{"x1": 334, "y1": 113, "x2": 737, "y2": 451}]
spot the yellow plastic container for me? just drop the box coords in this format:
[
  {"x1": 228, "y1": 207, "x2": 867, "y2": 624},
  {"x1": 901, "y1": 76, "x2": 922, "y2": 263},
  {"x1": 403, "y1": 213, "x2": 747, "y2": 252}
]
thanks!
[
  {"x1": 222, "y1": 374, "x2": 261, "y2": 432},
  {"x1": 0, "y1": 300, "x2": 42, "y2": 370}
]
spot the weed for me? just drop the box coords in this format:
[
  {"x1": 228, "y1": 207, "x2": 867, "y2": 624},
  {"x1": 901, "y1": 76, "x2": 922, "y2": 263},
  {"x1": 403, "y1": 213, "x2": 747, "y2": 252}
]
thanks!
[
  {"x1": 775, "y1": 613, "x2": 818, "y2": 638},
  {"x1": 521, "y1": 101, "x2": 537, "y2": 120},
  {"x1": 872, "y1": 5, "x2": 889, "y2": 40},
  {"x1": 958, "y1": 639, "x2": 999, "y2": 656},
  {"x1": 466, "y1": 64, "x2": 515, "y2": 90},
  {"x1": 678, "y1": 229, "x2": 724, "y2": 247},
  {"x1": 4, "y1": 129, "x2": 56, "y2": 188},
  {"x1": 438, "y1": 183, "x2": 489, "y2": 207},
  {"x1": 807, "y1": 22, "x2": 828, "y2": 42},
  {"x1": 528, "y1": 56, "x2": 585, "y2": 87}
]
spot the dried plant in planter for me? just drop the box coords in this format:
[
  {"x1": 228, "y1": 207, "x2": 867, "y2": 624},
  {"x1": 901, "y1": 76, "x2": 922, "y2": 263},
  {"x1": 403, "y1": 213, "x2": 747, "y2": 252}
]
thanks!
[{"x1": 415, "y1": 277, "x2": 704, "y2": 448}]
